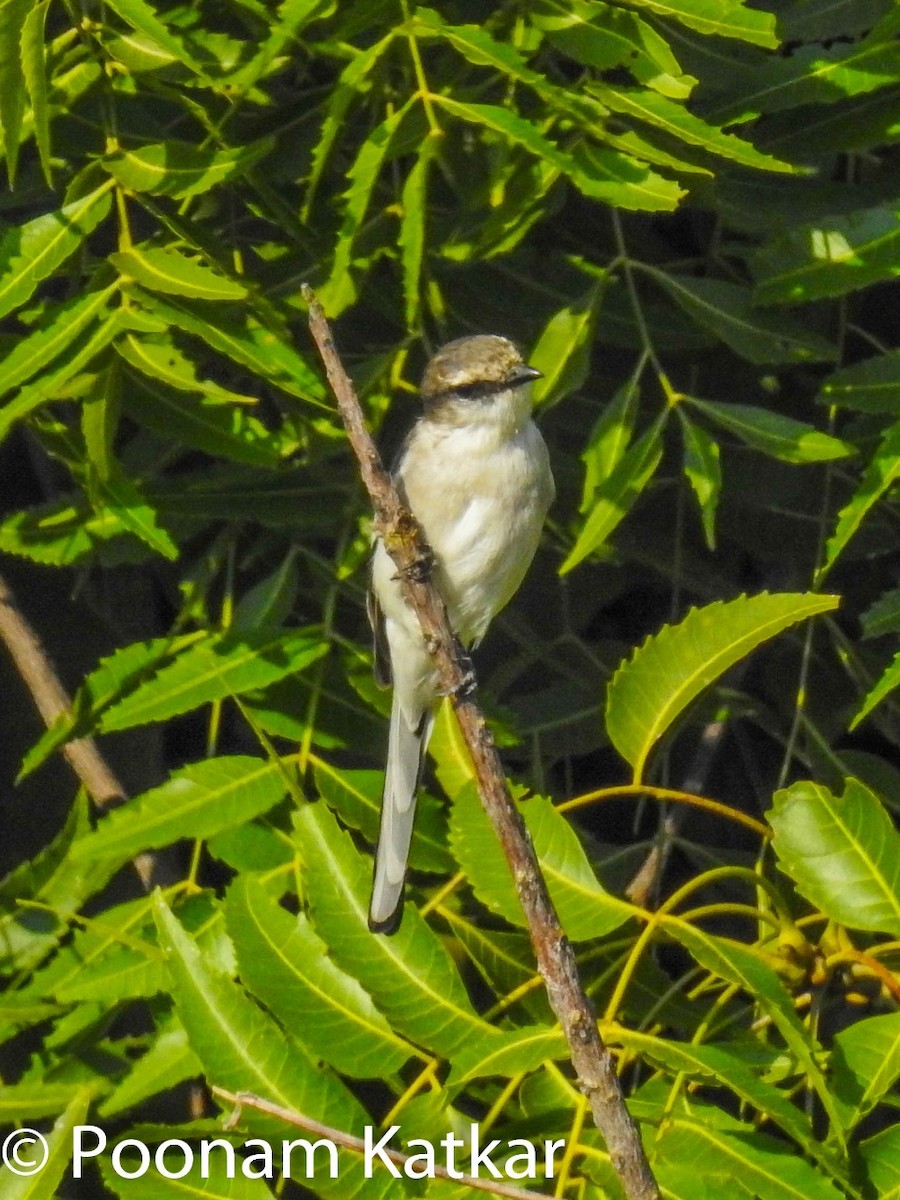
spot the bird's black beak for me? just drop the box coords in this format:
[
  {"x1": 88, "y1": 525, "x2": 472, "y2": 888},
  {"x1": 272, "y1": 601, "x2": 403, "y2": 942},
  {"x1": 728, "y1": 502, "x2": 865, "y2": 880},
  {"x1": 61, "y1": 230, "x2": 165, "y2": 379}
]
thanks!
[{"x1": 511, "y1": 364, "x2": 543, "y2": 385}]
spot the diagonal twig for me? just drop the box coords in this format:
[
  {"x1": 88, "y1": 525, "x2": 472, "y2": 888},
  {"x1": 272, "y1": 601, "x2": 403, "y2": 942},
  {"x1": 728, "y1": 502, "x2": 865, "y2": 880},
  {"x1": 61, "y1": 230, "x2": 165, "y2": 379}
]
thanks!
[{"x1": 301, "y1": 286, "x2": 660, "y2": 1200}]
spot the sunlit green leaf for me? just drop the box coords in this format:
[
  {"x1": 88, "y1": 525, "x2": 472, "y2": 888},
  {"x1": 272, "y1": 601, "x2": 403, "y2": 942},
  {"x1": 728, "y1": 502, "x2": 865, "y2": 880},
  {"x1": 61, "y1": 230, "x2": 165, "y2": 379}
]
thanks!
[
  {"x1": 111, "y1": 246, "x2": 247, "y2": 301},
  {"x1": 686, "y1": 396, "x2": 853, "y2": 464},
  {"x1": 678, "y1": 409, "x2": 720, "y2": 549},
  {"x1": 769, "y1": 778, "x2": 900, "y2": 936},
  {"x1": 607, "y1": 592, "x2": 840, "y2": 780},
  {"x1": 21, "y1": 0, "x2": 52, "y2": 185}
]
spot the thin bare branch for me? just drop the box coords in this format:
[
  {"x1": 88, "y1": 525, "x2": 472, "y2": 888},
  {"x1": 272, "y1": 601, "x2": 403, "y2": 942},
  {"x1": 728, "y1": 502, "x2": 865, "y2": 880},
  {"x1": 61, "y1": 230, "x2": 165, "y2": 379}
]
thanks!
[
  {"x1": 0, "y1": 569, "x2": 152, "y2": 888},
  {"x1": 213, "y1": 1087, "x2": 550, "y2": 1200},
  {"x1": 301, "y1": 285, "x2": 660, "y2": 1200}
]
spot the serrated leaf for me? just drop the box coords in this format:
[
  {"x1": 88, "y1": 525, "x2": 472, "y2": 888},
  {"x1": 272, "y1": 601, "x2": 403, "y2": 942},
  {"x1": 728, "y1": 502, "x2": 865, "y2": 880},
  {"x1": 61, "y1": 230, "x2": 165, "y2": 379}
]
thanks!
[
  {"x1": 294, "y1": 802, "x2": 503, "y2": 1059},
  {"x1": 560, "y1": 414, "x2": 665, "y2": 574},
  {"x1": 449, "y1": 784, "x2": 632, "y2": 941},
  {"x1": 101, "y1": 1018, "x2": 200, "y2": 1118},
  {"x1": 769, "y1": 778, "x2": 900, "y2": 936},
  {"x1": 313, "y1": 761, "x2": 452, "y2": 873},
  {"x1": 649, "y1": 274, "x2": 837, "y2": 364},
  {"x1": 225, "y1": 874, "x2": 412, "y2": 1077},
  {"x1": 535, "y1": 0, "x2": 695, "y2": 99},
  {"x1": 831, "y1": 1010, "x2": 900, "y2": 1132},
  {"x1": 607, "y1": 592, "x2": 840, "y2": 781},
  {"x1": 119, "y1": 369, "x2": 283, "y2": 469},
  {"x1": 399, "y1": 137, "x2": 435, "y2": 327},
  {"x1": 754, "y1": 206, "x2": 900, "y2": 305},
  {"x1": 0, "y1": 0, "x2": 30, "y2": 185},
  {"x1": 578, "y1": 378, "x2": 641, "y2": 513},
  {"x1": 0, "y1": 307, "x2": 130, "y2": 445},
  {"x1": 153, "y1": 896, "x2": 402, "y2": 1200},
  {"x1": 106, "y1": 138, "x2": 272, "y2": 199},
  {"x1": 679, "y1": 409, "x2": 720, "y2": 549},
  {"x1": 529, "y1": 285, "x2": 601, "y2": 408},
  {"x1": 72, "y1": 756, "x2": 288, "y2": 865},
  {"x1": 686, "y1": 397, "x2": 853, "y2": 464},
  {"x1": 591, "y1": 82, "x2": 792, "y2": 173},
  {"x1": 21, "y1": 0, "x2": 52, "y2": 185},
  {"x1": 103, "y1": 0, "x2": 210, "y2": 79},
  {"x1": 97, "y1": 468, "x2": 179, "y2": 560},
  {"x1": 861, "y1": 587, "x2": 900, "y2": 640},
  {"x1": 614, "y1": 0, "x2": 777, "y2": 46},
  {"x1": 0, "y1": 181, "x2": 113, "y2": 321},
  {"x1": 434, "y1": 96, "x2": 684, "y2": 212},
  {"x1": 0, "y1": 1088, "x2": 92, "y2": 1200},
  {"x1": 110, "y1": 246, "x2": 247, "y2": 301},
  {"x1": 99, "y1": 627, "x2": 326, "y2": 731},
  {"x1": 82, "y1": 356, "x2": 121, "y2": 483},
  {"x1": 664, "y1": 921, "x2": 839, "y2": 1131},
  {"x1": 129, "y1": 289, "x2": 323, "y2": 402},
  {"x1": 823, "y1": 421, "x2": 900, "y2": 579},
  {"x1": 656, "y1": 1117, "x2": 843, "y2": 1200},
  {"x1": 0, "y1": 282, "x2": 117, "y2": 400},
  {"x1": 818, "y1": 351, "x2": 900, "y2": 414}
]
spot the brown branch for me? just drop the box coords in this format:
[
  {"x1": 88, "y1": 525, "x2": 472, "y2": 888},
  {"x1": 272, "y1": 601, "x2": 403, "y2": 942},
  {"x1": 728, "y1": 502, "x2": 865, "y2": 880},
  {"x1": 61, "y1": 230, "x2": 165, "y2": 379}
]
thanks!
[
  {"x1": 0, "y1": 569, "x2": 152, "y2": 888},
  {"x1": 213, "y1": 1088, "x2": 549, "y2": 1200},
  {"x1": 302, "y1": 286, "x2": 660, "y2": 1200}
]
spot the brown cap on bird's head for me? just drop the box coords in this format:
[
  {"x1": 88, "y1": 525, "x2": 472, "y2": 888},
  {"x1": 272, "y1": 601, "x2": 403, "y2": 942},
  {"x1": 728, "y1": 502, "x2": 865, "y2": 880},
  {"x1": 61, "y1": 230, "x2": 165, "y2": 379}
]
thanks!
[{"x1": 420, "y1": 335, "x2": 542, "y2": 405}]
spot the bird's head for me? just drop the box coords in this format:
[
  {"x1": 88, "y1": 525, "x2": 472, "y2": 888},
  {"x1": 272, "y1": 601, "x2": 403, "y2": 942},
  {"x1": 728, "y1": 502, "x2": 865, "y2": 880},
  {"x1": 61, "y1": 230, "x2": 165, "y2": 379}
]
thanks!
[{"x1": 420, "y1": 335, "x2": 542, "y2": 410}]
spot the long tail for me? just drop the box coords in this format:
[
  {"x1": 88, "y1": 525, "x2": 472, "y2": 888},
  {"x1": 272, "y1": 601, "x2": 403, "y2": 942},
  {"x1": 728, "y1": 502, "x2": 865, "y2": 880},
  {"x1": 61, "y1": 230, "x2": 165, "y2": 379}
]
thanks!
[{"x1": 368, "y1": 697, "x2": 433, "y2": 934}]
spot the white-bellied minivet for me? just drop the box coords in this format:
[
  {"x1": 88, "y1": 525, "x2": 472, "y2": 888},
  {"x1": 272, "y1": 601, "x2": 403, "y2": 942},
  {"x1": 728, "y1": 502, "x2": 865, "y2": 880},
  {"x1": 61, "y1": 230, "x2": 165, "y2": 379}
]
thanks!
[{"x1": 367, "y1": 335, "x2": 555, "y2": 933}]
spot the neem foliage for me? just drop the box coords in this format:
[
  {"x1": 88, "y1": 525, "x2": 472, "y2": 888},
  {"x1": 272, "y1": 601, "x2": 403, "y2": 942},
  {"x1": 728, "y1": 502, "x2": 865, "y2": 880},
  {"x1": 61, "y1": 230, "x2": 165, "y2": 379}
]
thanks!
[{"x1": 1, "y1": 1, "x2": 899, "y2": 1198}]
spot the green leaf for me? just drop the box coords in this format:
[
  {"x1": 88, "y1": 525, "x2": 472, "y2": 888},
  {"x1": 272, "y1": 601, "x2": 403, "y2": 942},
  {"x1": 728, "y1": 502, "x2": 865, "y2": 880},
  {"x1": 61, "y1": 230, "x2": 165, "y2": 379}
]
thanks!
[
  {"x1": 313, "y1": 761, "x2": 452, "y2": 874},
  {"x1": 609, "y1": 1027, "x2": 822, "y2": 1159},
  {"x1": 82, "y1": 356, "x2": 121, "y2": 483},
  {"x1": 294, "y1": 802, "x2": 504, "y2": 1059},
  {"x1": 754, "y1": 207, "x2": 900, "y2": 305},
  {"x1": 614, "y1": 0, "x2": 777, "y2": 46},
  {"x1": 0, "y1": 282, "x2": 117, "y2": 400},
  {"x1": 99, "y1": 627, "x2": 326, "y2": 731},
  {"x1": 99, "y1": 1146, "x2": 277, "y2": 1200},
  {"x1": 578, "y1": 377, "x2": 641, "y2": 513},
  {"x1": 0, "y1": 0, "x2": 30, "y2": 185},
  {"x1": 685, "y1": 397, "x2": 853, "y2": 464},
  {"x1": 449, "y1": 784, "x2": 633, "y2": 941},
  {"x1": 861, "y1": 587, "x2": 900, "y2": 640},
  {"x1": 818, "y1": 351, "x2": 900, "y2": 414},
  {"x1": 0, "y1": 1088, "x2": 92, "y2": 1200},
  {"x1": 831, "y1": 1010, "x2": 900, "y2": 1132},
  {"x1": 534, "y1": 0, "x2": 696, "y2": 99},
  {"x1": 769, "y1": 778, "x2": 900, "y2": 936},
  {"x1": 678, "y1": 410, "x2": 720, "y2": 549},
  {"x1": 529, "y1": 286, "x2": 602, "y2": 408},
  {"x1": 225, "y1": 874, "x2": 413, "y2": 1077},
  {"x1": 823, "y1": 422, "x2": 900, "y2": 578},
  {"x1": 0, "y1": 181, "x2": 113, "y2": 321},
  {"x1": 399, "y1": 137, "x2": 435, "y2": 327},
  {"x1": 0, "y1": 308, "x2": 130, "y2": 445},
  {"x1": 72, "y1": 756, "x2": 288, "y2": 865},
  {"x1": 590, "y1": 83, "x2": 793, "y2": 173},
  {"x1": 433, "y1": 96, "x2": 684, "y2": 212},
  {"x1": 647, "y1": 274, "x2": 837, "y2": 364},
  {"x1": 656, "y1": 1117, "x2": 843, "y2": 1200},
  {"x1": 110, "y1": 246, "x2": 248, "y2": 301},
  {"x1": 607, "y1": 592, "x2": 840, "y2": 781},
  {"x1": 118, "y1": 371, "x2": 284, "y2": 470},
  {"x1": 101, "y1": 1018, "x2": 200, "y2": 1118},
  {"x1": 560, "y1": 414, "x2": 665, "y2": 574},
  {"x1": 129, "y1": 289, "x2": 324, "y2": 402},
  {"x1": 153, "y1": 896, "x2": 402, "y2": 1200},
  {"x1": 859, "y1": 1126, "x2": 900, "y2": 1199},
  {"x1": 21, "y1": 0, "x2": 52, "y2": 186},
  {"x1": 664, "y1": 921, "x2": 839, "y2": 1129},
  {"x1": 96, "y1": 468, "x2": 180, "y2": 560},
  {"x1": 103, "y1": 0, "x2": 210, "y2": 79},
  {"x1": 711, "y1": 36, "x2": 900, "y2": 123},
  {"x1": 106, "y1": 139, "x2": 272, "y2": 199}
]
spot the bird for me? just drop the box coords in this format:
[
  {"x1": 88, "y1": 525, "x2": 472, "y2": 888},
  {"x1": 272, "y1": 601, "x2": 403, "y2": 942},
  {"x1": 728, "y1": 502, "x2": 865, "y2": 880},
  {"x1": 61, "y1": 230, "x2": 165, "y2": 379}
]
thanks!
[{"x1": 367, "y1": 334, "x2": 555, "y2": 933}]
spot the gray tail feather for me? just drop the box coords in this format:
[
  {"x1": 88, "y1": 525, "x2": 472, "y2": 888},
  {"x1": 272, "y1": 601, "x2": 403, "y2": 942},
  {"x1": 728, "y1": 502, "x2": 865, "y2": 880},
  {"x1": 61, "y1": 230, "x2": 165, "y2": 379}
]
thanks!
[{"x1": 368, "y1": 698, "x2": 433, "y2": 934}]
